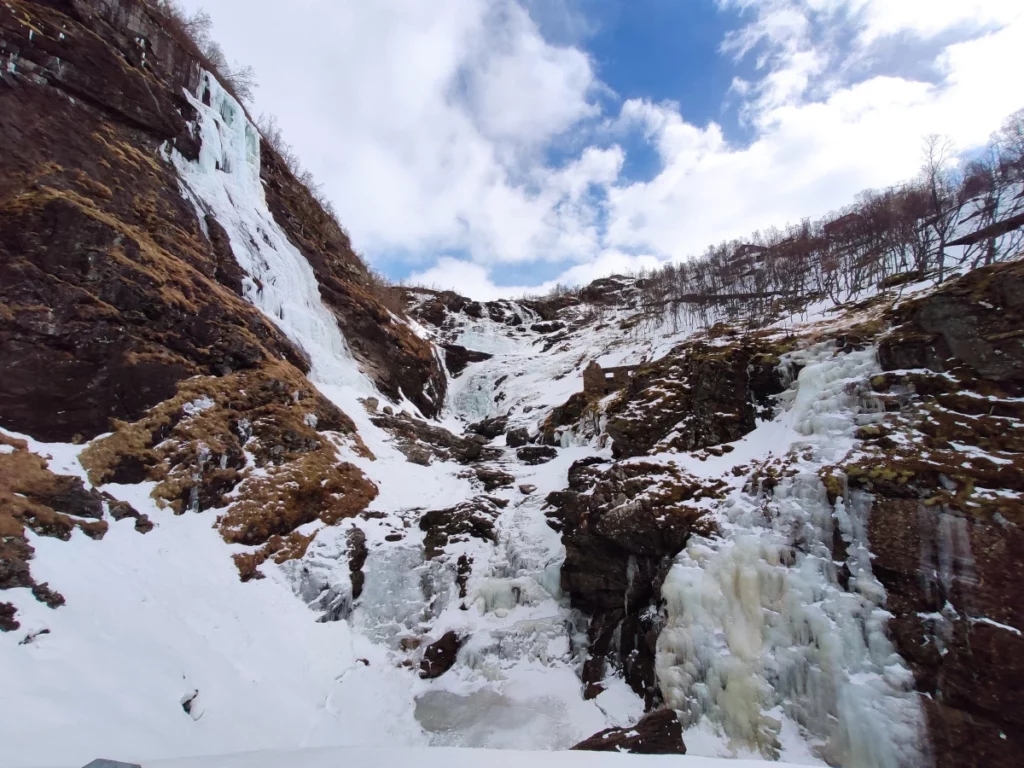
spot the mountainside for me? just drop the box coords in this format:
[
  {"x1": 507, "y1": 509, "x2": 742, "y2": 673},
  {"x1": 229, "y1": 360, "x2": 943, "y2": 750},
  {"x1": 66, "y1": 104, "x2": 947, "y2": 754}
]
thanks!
[{"x1": 1, "y1": 3, "x2": 1023, "y2": 768}]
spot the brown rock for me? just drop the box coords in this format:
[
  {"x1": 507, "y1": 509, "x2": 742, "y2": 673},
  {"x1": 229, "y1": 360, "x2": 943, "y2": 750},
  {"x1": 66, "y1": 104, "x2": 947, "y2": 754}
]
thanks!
[
  {"x1": 506, "y1": 428, "x2": 531, "y2": 447},
  {"x1": 572, "y1": 709, "x2": 686, "y2": 754},
  {"x1": 605, "y1": 341, "x2": 766, "y2": 458},
  {"x1": 419, "y1": 498, "x2": 502, "y2": 560},
  {"x1": 475, "y1": 466, "x2": 515, "y2": 492},
  {"x1": 550, "y1": 458, "x2": 722, "y2": 706},
  {"x1": 419, "y1": 631, "x2": 464, "y2": 679},
  {"x1": 516, "y1": 446, "x2": 558, "y2": 465}
]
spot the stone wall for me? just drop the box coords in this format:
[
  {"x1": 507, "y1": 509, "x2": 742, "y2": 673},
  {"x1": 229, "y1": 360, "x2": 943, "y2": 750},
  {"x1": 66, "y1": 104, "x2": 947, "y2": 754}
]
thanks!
[{"x1": 583, "y1": 361, "x2": 636, "y2": 397}]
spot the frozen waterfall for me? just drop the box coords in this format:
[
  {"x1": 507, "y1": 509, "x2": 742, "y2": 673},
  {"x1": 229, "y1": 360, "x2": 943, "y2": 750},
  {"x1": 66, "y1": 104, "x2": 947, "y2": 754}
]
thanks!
[{"x1": 656, "y1": 345, "x2": 927, "y2": 767}]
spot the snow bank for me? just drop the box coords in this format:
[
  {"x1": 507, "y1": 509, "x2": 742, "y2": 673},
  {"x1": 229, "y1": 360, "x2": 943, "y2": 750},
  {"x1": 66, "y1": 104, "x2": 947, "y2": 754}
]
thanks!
[
  {"x1": 140, "y1": 746, "x2": 811, "y2": 768},
  {"x1": 0, "y1": 435, "x2": 358, "y2": 768}
]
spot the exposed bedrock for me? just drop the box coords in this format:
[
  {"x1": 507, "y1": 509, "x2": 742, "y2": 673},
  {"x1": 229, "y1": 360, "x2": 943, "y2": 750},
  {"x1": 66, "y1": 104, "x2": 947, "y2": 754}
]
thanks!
[
  {"x1": 858, "y1": 259, "x2": 1024, "y2": 768},
  {"x1": 0, "y1": 0, "x2": 446, "y2": 446},
  {"x1": 547, "y1": 458, "x2": 724, "y2": 706},
  {"x1": 604, "y1": 340, "x2": 786, "y2": 458}
]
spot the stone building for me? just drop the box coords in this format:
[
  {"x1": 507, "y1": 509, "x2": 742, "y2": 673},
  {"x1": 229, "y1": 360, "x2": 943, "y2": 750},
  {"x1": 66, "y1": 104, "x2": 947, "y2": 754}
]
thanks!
[{"x1": 583, "y1": 361, "x2": 636, "y2": 396}]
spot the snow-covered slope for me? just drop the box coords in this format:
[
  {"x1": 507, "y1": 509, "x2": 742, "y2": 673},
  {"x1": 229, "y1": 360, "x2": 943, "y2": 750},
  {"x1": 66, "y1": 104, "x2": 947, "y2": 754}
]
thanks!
[
  {"x1": 141, "y1": 746, "x2": 809, "y2": 768},
  {"x1": 3, "y1": 23, "x2": 1023, "y2": 768}
]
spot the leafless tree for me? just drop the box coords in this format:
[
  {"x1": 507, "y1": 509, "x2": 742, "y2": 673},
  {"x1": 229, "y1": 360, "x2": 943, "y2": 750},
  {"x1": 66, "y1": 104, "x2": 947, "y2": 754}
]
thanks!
[{"x1": 921, "y1": 134, "x2": 961, "y2": 283}]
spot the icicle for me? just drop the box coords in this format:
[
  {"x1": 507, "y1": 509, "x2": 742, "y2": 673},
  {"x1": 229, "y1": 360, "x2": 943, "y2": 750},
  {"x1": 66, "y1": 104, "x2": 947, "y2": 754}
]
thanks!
[{"x1": 656, "y1": 344, "x2": 927, "y2": 767}]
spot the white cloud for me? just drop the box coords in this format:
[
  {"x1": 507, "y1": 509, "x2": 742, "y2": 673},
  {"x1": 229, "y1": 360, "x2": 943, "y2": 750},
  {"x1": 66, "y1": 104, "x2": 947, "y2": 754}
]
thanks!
[
  {"x1": 602, "y1": 2, "x2": 1024, "y2": 259},
  {"x1": 181, "y1": 0, "x2": 1024, "y2": 299},
  {"x1": 181, "y1": 0, "x2": 606, "y2": 269},
  {"x1": 407, "y1": 250, "x2": 661, "y2": 299}
]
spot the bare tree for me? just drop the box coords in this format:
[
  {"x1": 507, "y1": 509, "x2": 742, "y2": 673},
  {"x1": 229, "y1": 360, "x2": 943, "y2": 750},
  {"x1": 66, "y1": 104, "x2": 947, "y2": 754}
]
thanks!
[{"x1": 921, "y1": 134, "x2": 961, "y2": 283}]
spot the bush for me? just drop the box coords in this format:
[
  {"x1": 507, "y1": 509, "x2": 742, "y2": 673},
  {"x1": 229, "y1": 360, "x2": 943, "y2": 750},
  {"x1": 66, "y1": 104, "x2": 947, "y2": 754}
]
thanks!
[{"x1": 151, "y1": 1, "x2": 256, "y2": 103}]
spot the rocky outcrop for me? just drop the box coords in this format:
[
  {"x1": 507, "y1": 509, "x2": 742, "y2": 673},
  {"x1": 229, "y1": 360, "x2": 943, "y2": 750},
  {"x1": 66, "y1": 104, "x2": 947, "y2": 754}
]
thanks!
[
  {"x1": 516, "y1": 446, "x2": 558, "y2": 465},
  {"x1": 0, "y1": 432, "x2": 120, "y2": 629},
  {"x1": 78, "y1": 362, "x2": 378, "y2": 581},
  {"x1": 419, "y1": 631, "x2": 464, "y2": 679},
  {"x1": 605, "y1": 340, "x2": 784, "y2": 458},
  {"x1": 467, "y1": 416, "x2": 508, "y2": 440},
  {"x1": 547, "y1": 458, "x2": 724, "y2": 705},
  {"x1": 473, "y1": 466, "x2": 515, "y2": 492},
  {"x1": 370, "y1": 410, "x2": 502, "y2": 466},
  {"x1": 441, "y1": 344, "x2": 493, "y2": 378},
  {"x1": 879, "y1": 258, "x2": 1024, "y2": 390},
  {"x1": 848, "y1": 260, "x2": 1024, "y2": 768},
  {"x1": 572, "y1": 709, "x2": 686, "y2": 754},
  {"x1": 506, "y1": 427, "x2": 531, "y2": 447},
  {"x1": 419, "y1": 497, "x2": 505, "y2": 560}
]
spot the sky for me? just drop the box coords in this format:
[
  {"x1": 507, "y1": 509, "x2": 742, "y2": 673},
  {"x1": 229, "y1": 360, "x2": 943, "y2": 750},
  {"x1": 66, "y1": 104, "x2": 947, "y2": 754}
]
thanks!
[{"x1": 178, "y1": 0, "x2": 1024, "y2": 299}]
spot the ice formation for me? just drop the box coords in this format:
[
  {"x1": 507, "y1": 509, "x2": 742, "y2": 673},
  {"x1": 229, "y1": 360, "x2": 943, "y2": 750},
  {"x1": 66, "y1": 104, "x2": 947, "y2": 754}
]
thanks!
[
  {"x1": 171, "y1": 72, "x2": 372, "y2": 394},
  {"x1": 656, "y1": 345, "x2": 927, "y2": 767}
]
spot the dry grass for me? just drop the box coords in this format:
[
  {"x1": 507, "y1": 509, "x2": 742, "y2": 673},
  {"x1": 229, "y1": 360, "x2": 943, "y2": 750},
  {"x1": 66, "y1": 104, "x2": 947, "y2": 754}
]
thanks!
[
  {"x1": 0, "y1": 435, "x2": 114, "y2": 628},
  {"x1": 79, "y1": 360, "x2": 379, "y2": 580}
]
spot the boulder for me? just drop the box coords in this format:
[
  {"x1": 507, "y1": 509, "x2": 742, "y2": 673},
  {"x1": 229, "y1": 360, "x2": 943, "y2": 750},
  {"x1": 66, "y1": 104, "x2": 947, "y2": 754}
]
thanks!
[
  {"x1": 519, "y1": 484, "x2": 537, "y2": 495},
  {"x1": 530, "y1": 321, "x2": 566, "y2": 334},
  {"x1": 506, "y1": 427, "x2": 531, "y2": 447},
  {"x1": 475, "y1": 466, "x2": 515, "y2": 492},
  {"x1": 419, "y1": 631, "x2": 464, "y2": 679},
  {"x1": 572, "y1": 709, "x2": 686, "y2": 754},
  {"x1": 468, "y1": 416, "x2": 508, "y2": 440},
  {"x1": 419, "y1": 498, "x2": 503, "y2": 560},
  {"x1": 516, "y1": 446, "x2": 558, "y2": 465}
]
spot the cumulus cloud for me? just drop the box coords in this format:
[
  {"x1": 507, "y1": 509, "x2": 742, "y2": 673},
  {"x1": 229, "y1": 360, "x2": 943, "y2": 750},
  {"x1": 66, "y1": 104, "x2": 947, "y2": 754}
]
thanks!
[
  {"x1": 181, "y1": 0, "x2": 1024, "y2": 298},
  {"x1": 408, "y1": 249, "x2": 661, "y2": 300},
  {"x1": 603, "y1": 1, "x2": 1024, "y2": 258}
]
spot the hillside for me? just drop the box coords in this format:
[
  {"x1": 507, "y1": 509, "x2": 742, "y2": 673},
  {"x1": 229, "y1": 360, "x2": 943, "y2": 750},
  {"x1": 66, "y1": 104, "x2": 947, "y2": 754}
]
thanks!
[{"x1": 1, "y1": 3, "x2": 1023, "y2": 768}]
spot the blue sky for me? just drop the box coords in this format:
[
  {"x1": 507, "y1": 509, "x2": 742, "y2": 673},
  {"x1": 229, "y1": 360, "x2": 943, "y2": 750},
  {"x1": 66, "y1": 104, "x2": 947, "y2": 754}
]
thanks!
[{"x1": 183, "y1": 0, "x2": 1024, "y2": 298}]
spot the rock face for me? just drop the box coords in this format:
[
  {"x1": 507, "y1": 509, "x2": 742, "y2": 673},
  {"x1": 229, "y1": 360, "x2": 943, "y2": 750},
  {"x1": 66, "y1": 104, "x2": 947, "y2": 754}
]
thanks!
[
  {"x1": 854, "y1": 259, "x2": 1024, "y2": 768},
  {"x1": 259, "y1": 143, "x2": 447, "y2": 417},
  {"x1": 572, "y1": 709, "x2": 686, "y2": 754},
  {"x1": 0, "y1": 0, "x2": 445, "y2": 443},
  {"x1": 604, "y1": 341, "x2": 783, "y2": 458},
  {"x1": 879, "y1": 258, "x2": 1024, "y2": 388},
  {"x1": 0, "y1": 0, "x2": 457, "y2": 600},
  {"x1": 547, "y1": 458, "x2": 724, "y2": 705}
]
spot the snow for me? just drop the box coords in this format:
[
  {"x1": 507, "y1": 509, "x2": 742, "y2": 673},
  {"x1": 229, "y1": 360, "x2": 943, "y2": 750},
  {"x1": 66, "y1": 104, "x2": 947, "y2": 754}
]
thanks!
[
  {"x1": 131, "y1": 747, "x2": 811, "y2": 768},
  {"x1": 656, "y1": 345, "x2": 926, "y2": 767},
  {"x1": 0, "y1": 452, "x2": 358, "y2": 767}
]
